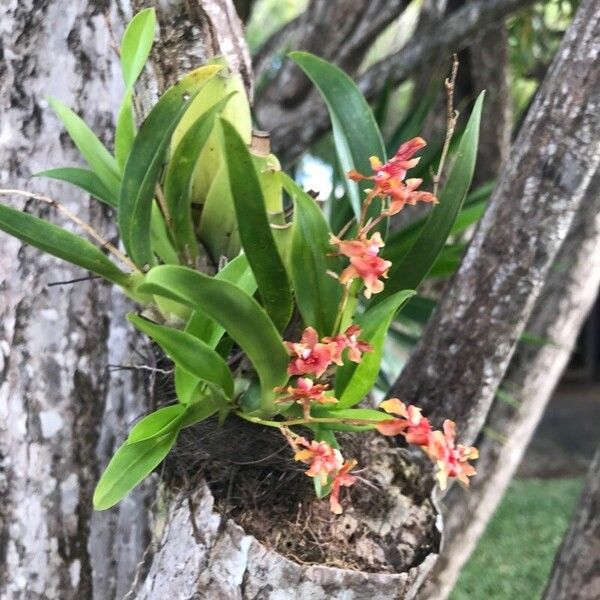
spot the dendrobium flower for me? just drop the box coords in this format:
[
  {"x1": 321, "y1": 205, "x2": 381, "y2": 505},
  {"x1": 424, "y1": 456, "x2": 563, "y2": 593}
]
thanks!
[
  {"x1": 347, "y1": 138, "x2": 436, "y2": 213},
  {"x1": 285, "y1": 326, "x2": 335, "y2": 377},
  {"x1": 293, "y1": 437, "x2": 343, "y2": 485},
  {"x1": 275, "y1": 377, "x2": 337, "y2": 417},
  {"x1": 377, "y1": 398, "x2": 432, "y2": 445},
  {"x1": 330, "y1": 232, "x2": 392, "y2": 299},
  {"x1": 324, "y1": 324, "x2": 373, "y2": 365},
  {"x1": 330, "y1": 459, "x2": 358, "y2": 515},
  {"x1": 424, "y1": 420, "x2": 479, "y2": 490}
]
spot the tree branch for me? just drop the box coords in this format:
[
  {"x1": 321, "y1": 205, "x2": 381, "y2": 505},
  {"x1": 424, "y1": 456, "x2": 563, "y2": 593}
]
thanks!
[
  {"x1": 422, "y1": 169, "x2": 600, "y2": 599},
  {"x1": 259, "y1": 0, "x2": 538, "y2": 164},
  {"x1": 388, "y1": 0, "x2": 600, "y2": 445}
]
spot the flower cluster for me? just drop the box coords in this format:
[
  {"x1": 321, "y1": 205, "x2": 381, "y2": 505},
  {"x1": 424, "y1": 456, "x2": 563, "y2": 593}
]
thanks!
[
  {"x1": 332, "y1": 139, "x2": 437, "y2": 299},
  {"x1": 274, "y1": 138, "x2": 477, "y2": 514},
  {"x1": 377, "y1": 398, "x2": 478, "y2": 490},
  {"x1": 289, "y1": 434, "x2": 357, "y2": 514},
  {"x1": 277, "y1": 325, "x2": 373, "y2": 512}
]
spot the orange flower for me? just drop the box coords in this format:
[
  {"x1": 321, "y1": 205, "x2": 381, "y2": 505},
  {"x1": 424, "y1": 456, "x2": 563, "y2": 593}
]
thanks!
[
  {"x1": 324, "y1": 324, "x2": 373, "y2": 365},
  {"x1": 383, "y1": 178, "x2": 437, "y2": 216},
  {"x1": 377, "y1": 398, "x2": 432, "y2": 445},
  {"x1": 424, "y1": 420, "x2": 479, "y2": 490},
  {"x1": 275, "y1": 377, "x2": 337, "y2": 417},
  {"x1": 347, "y1": 138, "x2": 436, "y2": 213},
  {"x1": 331, "y1": 232, "x2": 392, "y2": 298},
  {"x1": 330, "y1": 459, "x2": 358, "y2": 514},
  {"x1": 294, "y1": 437, "x2": 343, "y2": 485},
  {"x1": 285, "y1": 326, "x2": 335, "y2": 377}
]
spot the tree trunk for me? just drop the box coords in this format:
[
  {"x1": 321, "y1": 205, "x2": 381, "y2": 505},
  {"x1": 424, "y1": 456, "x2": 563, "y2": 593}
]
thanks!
[
  {"x1": 542, "y1": 445, "x2": 600, "y2": 599},
  {"x1": 469, "y1": 23, "x2": 512, "y2": 186},
  {"x1": 0, "y1": 2, "x2": 152, "y2": 597},
  {"x1": 388, "y1": 0, "x2": 600, "y2": 445},
  {"x1": 420, "y1": 170, "x2": 600, "y2": 599}
]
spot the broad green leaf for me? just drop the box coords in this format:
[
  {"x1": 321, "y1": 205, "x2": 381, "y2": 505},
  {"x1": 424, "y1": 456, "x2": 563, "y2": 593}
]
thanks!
[
  {"x1": 48, "y1": 97, "x2": 121, "y2": 197},
  {"x1": 335, "y1": 290, "x2": 415, "y2": 408},
  {"x1": 289, "y1": 51, "x2": 386, "y2": 221},
  {"x1": 115, "y1": 9, "x2": 157, "y2": 169},
  {"x1": 128, "y1": 314, "x2": 234, "y2": 398},
  {"x1": 127, "y1": 404, "x2": 186, "y2": 444},
  {"x1": 220, "y1": 118, "x2": 292, "y2": 330},
  {"x1": 377, "y1": 93, "x2": 484, "y2": 302},
  {"x1": 0, "y1": 203, "x2": 130, "y2": 286},
  {"x1": 150, "y1": 203, "x2": 179, "y2": 265},
  {"x1": 175, "y1": 255, "x2": 257, "y2": 402},
  {"x1": 164, "y1": 95, "x2": 233, "y2": 258},
  {"x1": 139, "y1": 265, "x2": 288, "y2": 413},
  {"x1": 120, "y1": 8, "x2": 156, "y2": 87},
  {"x1": 283, "y1": 174, "x2": 342, "y2": 335},
  {"x1": 185, "y1": 254, "x2": 257, "y2": 347},
  {"x1": 94, "y1": 429, "x2": 177, "y2": 510},
  {"x1": 119, "y1": 65, "x2": 221, "y2": 268},
  {"x1": 34, "y1": 167, "x2": 116, "y2": 206}
]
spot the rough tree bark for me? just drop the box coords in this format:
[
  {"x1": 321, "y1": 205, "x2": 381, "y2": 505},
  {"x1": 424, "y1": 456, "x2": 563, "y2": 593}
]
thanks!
[
  {"x1": 0, "y1": 1, "x2": 249, "y2": 598},
  {"x1": 388, "y1": 0, "x2": 600, "y2": 445},
  {"x1": 420, "y1": 170, "x2": 600, "y2": 599},
  {"x1": 542, "y1": 445, "x2": 600, "y2": 600},
  {"x1": 257, "y1": 0, "x2": 537, "y2": 164},
  {"x1": 468, "y1": 23, "x2": 512, "y2": 186},
  {"x1": 0, "y1": 2, "x2": 151, "y2": 598}
]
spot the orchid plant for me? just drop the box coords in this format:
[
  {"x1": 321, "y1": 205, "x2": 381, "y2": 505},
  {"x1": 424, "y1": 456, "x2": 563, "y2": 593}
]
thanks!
[{"x1": 0, "y1": 10, "x2": 483, "y2": 514}]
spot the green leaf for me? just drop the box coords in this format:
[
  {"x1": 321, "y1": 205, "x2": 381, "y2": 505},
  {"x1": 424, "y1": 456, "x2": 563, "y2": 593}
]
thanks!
[
  {"x1": 118, "y1": 65, "x2": 222, "y2": 268},
  {"x1": 126, "y1": 404, "x2": 187, "y2": 444},
  {"x1": 377, "y1": 93, "x2": 485, "y2": 301},
  {"x1": 175, "y1": 255, "x2": 257, "y2": 403},
  {"x1": 115, "y1": 90, "x2": 136, "y2": 171},
  {"x1": 164, "y1": 95, "x2": 233, "y2": 258},
  {"x1": 335, "y1": 289, "x2": 415, "y2": 408},
  {"x1": 0, "y1": 203, "x2": 130, "y2": 286},
  {"x1": 34, "y1": 167, "x2": 116, "y2": 206},
  {"x1": 115, "y1": 9, "x2": 157, "y2": 169},
  {"x1": 220, "y1": 118, "x2": 292, "y2": 330},
  {"x1": 185, "y1": 254, "x2": 257, "y2": 347},
  {"x1": 120, "y1": 8, "x2": 156, "y2": 87},
  {"x1": 128, "y1": 314, "x2": 234, "y2": 398},
  {"x1": 289, "y1": 51, "x2": 386, "y2": 222},
  {"x1": 283, "y1": 174, "x2": 342, "y2": 335},
  {"x1": 139, "y1": 265, "x2": 288, "y2": 413},
  {"x1": 94, "y1": 430, "x2": 177, "y2": 510},
  {"x1": 48, "y1": 97, "x2": 121, "y2": 197}
]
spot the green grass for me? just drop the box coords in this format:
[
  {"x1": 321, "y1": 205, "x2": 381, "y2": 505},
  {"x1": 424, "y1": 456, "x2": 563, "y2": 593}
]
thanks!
[{"x1": 451, "y1": 478, "x2": 583, "y2": 600}]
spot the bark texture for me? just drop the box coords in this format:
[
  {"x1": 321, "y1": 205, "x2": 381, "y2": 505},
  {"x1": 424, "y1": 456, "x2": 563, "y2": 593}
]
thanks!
[
  {"x1": 133, "y1": 482, "x2": 438, "y2": 600},
  {"x1": 421, "y1": 170, "x2": 600, "y2": 599},
  {"x1": 0, "y1": 2, "x2": 152, "y2": 598},
  {"x1": 388, "y1": 0, "x2": 600, "y2": 445},
  {"x1": 469, "y1": 23, "x2": 512, "y2": 185},
  {"x1": 542, "y1": 446, "x2": 600, "y2": 600},
  {"x1": 258, "y1": 0, "x2": 536, "y2": 164}
]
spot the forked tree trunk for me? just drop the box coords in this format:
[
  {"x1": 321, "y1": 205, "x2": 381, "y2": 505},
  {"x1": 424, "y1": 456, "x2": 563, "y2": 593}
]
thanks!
[
  {"x1": 420, "y1": 170, "x2": 600, "y2": 599},
  {"x1": 542, "y1": 445, "x2": 600, "y2": 600}
]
